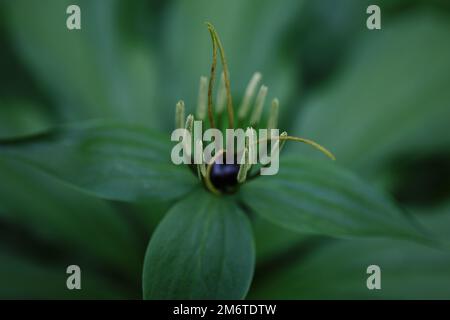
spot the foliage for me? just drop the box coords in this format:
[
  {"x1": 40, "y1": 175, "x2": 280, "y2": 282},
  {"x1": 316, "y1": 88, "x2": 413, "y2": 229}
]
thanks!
[{"x1": 1, "y1": 0, "x2": 450, "y2": 299}]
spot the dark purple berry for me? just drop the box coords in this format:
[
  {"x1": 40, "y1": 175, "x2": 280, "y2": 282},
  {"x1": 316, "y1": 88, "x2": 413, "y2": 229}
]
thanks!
[{"x1": 209, "y1": 154, "x2": 240, "y2": 193}]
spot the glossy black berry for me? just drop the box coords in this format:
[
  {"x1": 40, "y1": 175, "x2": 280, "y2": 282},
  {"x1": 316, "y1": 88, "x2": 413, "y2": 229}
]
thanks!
[{"x1": 209, "y1": 155, "x2": 240, "y2": 193}]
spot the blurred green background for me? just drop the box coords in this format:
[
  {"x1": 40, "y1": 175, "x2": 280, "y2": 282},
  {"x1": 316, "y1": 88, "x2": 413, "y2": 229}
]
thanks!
[{"x1": 1, "y1": 0, "x2": 450, "y2": 299}]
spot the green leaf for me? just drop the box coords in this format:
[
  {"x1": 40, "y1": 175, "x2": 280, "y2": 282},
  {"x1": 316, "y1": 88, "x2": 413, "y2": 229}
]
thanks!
[
  {"x1": 4, "y1": 0, "x2": 160, "y2": 126},
  {"x1": 142, "y1": 190, "x2": 255, "y2": 299},
  {"x1": 0, "y1": 247, "x2": 131, "y2": 299},
  {"x1": 0, "y1": 99, "x2": 53, "y2": 141},
  {"x1": 241, "y1": 155, "x2": 429, "y2": 242},
  {"x1": 1, "y1": 121, "x2": 197, "y2": 203},
  {"x1": 252, "y1": 217, "x2": 306, "y2": 264},
  {"x1": 248, "y1": 238, "x2": 450, "y2": 299},
  {"x1": 413, "y1": 201, "x2": 450, "y2": 244},
  {"x1": 295, "y1": 11, "x2": 450, "y2": 176},
  {"x1": 0, "y1": 155, "x2": 142, "y2": 276}
]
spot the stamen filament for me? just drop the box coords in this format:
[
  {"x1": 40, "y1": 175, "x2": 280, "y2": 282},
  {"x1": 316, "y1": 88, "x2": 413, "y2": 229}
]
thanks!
[
  {"x1": 183, "y1": 114, "x2": 194, "y2": 162},
  {"x1": 246, "y1": 127, "x2": 257, "y2": 164},
  {"x1": 237, "y1": 147, "x2": 250, "y2": 183},
  {"x1": 196, "y1": 76, "x2": 208, "y2": 121},
  {"x1": 175, "y1": 100, "x2": 185, "y2": 129},
  {"x1": 267, "y1": 98, "x2": 279, "y2": 130},
  {"x1": 185, "y1": 114, "x2": 194, "y2": 133},
  {"x1": 204, "y1": 149, "x2": 226, "y2": 195},
  {"x1": 278, "y1": 131, "x2": 288, "y2": 152},
  {"x1": 249, "y1": 85, "x2": 268, "y2": 126},
  {"x1": 194, "y1": 138, "x2": 205, "y2": 180},
  {"x1": 238, "y1": 72, "x2": 262, "y2": 121},
  {"x1": 200, "y1": 163, "x2": 206, "y2": 177}
]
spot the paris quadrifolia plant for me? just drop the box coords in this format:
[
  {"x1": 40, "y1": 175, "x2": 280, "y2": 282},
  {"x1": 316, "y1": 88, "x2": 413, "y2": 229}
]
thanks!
[
  {"x1": 140, "y1": 23, "x2": 436, "y2": 300},
  {"x1": 1, "y1": 22, "x2": 439, "y2": 301}
]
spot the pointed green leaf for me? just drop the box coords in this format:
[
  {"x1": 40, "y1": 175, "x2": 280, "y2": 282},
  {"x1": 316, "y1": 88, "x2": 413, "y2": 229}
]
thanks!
[
  {"x1": 241, "y1": 155, "x2": 429, "y2": 242},
  {"x1": 0, "y1": 99, "x2": 52, "y2": 141},
  {"x1": 0, "y1": 248, "x2": 131, "y2": 299},
  {"x1": 4, "y1": 0, "x2": 160, "y2": 126},
  {"x1": 252, "y1": 217, "x2": 306, "y2": 263},
  {"x1": 1, "y1": 121, "x2": 197, "y2": 202},
  {"x1": 413, "y1": 201, "x2": 450, "y2": 244},
  {"x1": 0, "y1": 155, "x2": 142, "y2": 276},
  {"x1": 248, "y1": 238, "x2": 450, "y2": 299},
  {"x1": 296, "y1": 11, "x2": 450, "y2": 175},
  {"x1": 143, "y1": 190, "x2": 255, "y2": 299}
]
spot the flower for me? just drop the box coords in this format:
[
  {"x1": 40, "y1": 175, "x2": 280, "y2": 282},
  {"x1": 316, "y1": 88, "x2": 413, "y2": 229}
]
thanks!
[{"x1": 174, "y1": 22, "x2": 335, "y2": 195}]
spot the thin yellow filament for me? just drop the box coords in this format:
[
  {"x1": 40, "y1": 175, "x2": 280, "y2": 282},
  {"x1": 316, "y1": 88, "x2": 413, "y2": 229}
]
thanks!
[
  {"x1": 206, "y1": 26, "x2": 217, "y2": 128},
  {"x1": 206, "y1": 22, "x2": 234, "y2": 128},
  {"x1": 257, "y1": 135, "x2": 336, "y2": 160}
]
